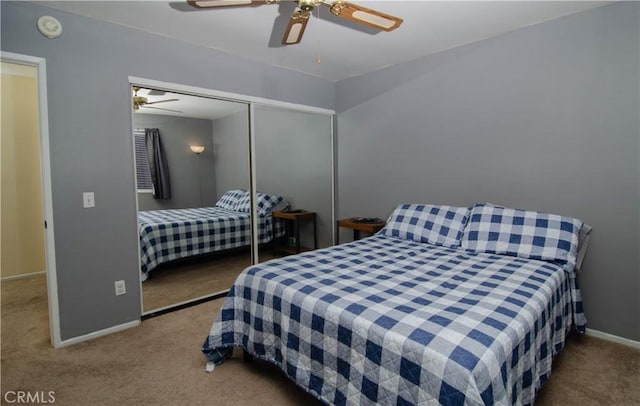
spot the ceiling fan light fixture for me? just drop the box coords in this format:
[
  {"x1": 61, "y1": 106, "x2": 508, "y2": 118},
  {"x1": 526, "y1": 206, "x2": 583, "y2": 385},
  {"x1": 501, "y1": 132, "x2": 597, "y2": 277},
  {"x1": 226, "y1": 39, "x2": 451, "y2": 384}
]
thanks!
[
  {"x1": 132, "y1": 86, "x2": 181, "y2": 113},
  {"x1": 298, "y1": 0, "x2": 317, "y2": 12}
]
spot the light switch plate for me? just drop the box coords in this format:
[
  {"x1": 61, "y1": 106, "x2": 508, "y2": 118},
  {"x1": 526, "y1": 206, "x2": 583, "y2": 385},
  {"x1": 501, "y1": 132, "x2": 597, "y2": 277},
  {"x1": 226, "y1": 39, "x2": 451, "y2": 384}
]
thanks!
[
  {"x1": 83, "y1": 192, "x2": 95, "y2": 208},
  {"x1": 114, "y1": 280, "x2": 126, "y2": 296}
]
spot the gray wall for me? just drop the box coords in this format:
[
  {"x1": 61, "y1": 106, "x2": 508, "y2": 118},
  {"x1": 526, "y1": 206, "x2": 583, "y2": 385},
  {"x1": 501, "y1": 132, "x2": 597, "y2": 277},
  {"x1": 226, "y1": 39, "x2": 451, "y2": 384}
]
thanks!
[
  {"x1": 3, "y1": 0, "x2": 637, "y2": 343},
  {"x1": 254, "y1": 106, "x2": 334, "y2": 249},
  {"x1": 212, "y1": 111, "x2": 250, "y2": 197},
  {"x1": 336, "y1": 3, "x2": 640, "y2": 341},
  {"x1": 1, "y1": 1, "x2": 334, "y2": 340},
  {"x1": 134, "y1": 114, "x2": 216, "y2": 211}
]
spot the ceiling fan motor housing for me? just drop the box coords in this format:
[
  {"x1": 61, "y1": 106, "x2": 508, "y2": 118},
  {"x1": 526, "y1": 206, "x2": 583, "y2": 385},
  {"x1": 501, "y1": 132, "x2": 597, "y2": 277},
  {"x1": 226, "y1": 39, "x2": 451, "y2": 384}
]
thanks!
[{"x1": 298, "y1": 0, "x2": 316, "y2": 12}]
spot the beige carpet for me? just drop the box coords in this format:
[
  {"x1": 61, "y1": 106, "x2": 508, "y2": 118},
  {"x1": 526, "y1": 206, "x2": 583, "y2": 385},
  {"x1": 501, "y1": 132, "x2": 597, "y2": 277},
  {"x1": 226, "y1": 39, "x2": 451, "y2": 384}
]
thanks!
[
  {"x1": 2, "y1": 274, "x2": 639, "y2": 405},
  {"x1": 142, "y1": 251, "x2": 251, "y2": 312}
]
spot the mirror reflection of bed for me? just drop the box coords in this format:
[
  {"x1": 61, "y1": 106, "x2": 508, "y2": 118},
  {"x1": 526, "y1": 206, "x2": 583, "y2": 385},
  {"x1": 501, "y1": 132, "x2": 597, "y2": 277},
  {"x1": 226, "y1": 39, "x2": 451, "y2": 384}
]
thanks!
[
  {"x1": 133, "y1": 85, "x2": 336, "y2": 315},
  {"x1": 133, "y1": 87, "x2": 252, "y2": 314}
]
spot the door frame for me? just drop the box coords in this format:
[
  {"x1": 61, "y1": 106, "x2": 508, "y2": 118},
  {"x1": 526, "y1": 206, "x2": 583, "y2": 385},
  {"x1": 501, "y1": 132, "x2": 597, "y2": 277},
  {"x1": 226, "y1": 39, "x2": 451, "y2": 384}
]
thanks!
[{"x1": 1, "y1": 51, "x2": 61, "y2": 347}]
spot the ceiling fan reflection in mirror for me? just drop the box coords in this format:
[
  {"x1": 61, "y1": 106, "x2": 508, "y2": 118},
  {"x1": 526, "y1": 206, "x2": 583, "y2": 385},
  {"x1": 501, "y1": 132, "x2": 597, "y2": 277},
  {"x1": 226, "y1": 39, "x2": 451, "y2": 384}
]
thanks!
[
  {"x1": 132, "y1": 87, "x2": 182, "y2": 113},
  {"x1": 186, "y1": 0, "x2": 403, "y2": 45}
]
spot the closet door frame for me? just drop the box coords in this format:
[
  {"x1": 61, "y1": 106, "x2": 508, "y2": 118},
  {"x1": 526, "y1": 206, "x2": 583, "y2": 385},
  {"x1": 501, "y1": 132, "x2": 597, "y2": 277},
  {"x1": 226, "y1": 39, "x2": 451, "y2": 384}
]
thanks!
[{"x1": 129, "y1": 77, "x2": 335, "y2": 310}]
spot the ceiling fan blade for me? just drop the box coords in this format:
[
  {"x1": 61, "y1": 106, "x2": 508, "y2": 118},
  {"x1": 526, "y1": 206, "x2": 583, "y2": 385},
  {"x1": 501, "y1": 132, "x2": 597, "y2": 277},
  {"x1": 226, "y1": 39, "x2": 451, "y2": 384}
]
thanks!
[
  {"x1": 187, "y1": 0, "x2": 272, "y2": 8},
  {"x1": 325, "y1": 1, "x2": 402, "y2": 32},
  {"x1": 268, "y1": 1, "x2": 298, "y2": 48},
  {"x1": 141, "y1": 106, "x2": 184, "y2": 113},
  {"x1": 147, "y1": 89, "x2": 167, "y2": 96},
  {"x1": 144, "y1": 99, "x2": 180, "y2": 105},
  {"x1": 282, "y1": 10, "x2": 310, "y2": 45}
]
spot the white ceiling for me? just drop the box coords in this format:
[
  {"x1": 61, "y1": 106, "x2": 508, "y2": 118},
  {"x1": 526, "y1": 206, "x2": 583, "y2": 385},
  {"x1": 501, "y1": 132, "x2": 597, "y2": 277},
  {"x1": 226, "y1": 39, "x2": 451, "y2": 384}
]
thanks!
[{"x1": 37, "y1": 1, "x2": 612, "y2": 82}]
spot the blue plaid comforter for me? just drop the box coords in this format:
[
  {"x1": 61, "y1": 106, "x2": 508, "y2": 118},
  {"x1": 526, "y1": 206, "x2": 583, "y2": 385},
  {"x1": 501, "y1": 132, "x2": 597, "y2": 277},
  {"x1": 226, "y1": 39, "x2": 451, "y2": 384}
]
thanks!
[
  {"x1": 203, "y1": 235, "x2": 584, "y2": 405},
  {"x1": 139, "y1": 207, "x2": 278, "y2": 277}
]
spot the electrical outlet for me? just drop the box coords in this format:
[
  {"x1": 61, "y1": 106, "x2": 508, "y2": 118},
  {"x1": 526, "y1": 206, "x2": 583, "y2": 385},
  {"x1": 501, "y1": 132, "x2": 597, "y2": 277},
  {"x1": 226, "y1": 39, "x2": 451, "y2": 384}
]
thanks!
[
  {"x1": 114, "y1": 280, "x2": 126, "y2": 296},
  {"x1": 83, "y1": 192, "x2": 95, "y2": 208}
]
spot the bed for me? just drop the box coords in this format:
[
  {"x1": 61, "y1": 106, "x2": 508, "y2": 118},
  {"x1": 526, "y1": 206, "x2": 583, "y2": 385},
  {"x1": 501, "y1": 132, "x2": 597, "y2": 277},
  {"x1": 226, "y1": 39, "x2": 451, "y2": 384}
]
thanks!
[
  {"x1": 139, "y1": 190, "x2": 284, "y2": 280},
  {"x1": 202, "y1": 203, "x2": 590, "y2": 405}
]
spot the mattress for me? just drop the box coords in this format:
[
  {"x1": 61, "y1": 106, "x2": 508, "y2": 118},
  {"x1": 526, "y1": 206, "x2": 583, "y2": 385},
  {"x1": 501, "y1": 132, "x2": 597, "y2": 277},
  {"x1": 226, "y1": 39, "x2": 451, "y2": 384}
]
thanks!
[
  {"x1": 138, "y1": 206, "x2": 276, "y2": 277},
  {"x1": 202, "y1": 234, "x2": 583, "y2": 405}
]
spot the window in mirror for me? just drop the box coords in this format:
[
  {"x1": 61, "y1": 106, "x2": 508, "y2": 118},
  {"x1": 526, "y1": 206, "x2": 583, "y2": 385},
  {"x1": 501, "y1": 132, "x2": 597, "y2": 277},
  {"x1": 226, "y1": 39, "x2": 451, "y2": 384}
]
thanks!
[{"x1": 133, "y1": 129, "x2": 153, "y2": 193}]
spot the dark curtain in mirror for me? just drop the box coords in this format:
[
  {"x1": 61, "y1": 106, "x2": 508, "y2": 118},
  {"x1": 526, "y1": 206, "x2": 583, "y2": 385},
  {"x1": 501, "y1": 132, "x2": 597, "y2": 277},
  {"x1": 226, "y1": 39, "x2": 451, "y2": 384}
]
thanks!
[{"x1": 145, "y1": 128, "x2": 171, "y2": 199}]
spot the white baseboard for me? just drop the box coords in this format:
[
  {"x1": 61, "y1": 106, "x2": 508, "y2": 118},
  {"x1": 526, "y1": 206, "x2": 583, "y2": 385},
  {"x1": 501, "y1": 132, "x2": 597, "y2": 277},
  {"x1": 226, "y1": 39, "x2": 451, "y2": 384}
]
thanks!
[
  {"x1": 585, "y1": 328, "x2": 640, "y2": 349},
  {"x1": 55, "y1": 319, "x2": 140, "y2": 348},
  {"x1": 1, "y1": 271, "x2": 46, "y2": 281}
]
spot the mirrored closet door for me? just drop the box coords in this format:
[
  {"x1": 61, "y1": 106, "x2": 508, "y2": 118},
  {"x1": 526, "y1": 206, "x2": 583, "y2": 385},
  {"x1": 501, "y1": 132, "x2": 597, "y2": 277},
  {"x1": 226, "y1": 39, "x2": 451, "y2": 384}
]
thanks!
[
  {"x1": 253, "y1": 105, "x2": 334, "y2": 262},
  {"x1": 132, "y1": 85, "x2": 252, "y2": 314}
]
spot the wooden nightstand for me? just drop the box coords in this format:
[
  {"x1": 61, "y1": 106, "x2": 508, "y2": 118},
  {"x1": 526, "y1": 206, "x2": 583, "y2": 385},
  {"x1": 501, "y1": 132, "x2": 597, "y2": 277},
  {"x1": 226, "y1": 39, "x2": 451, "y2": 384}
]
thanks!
[
  {"x1": 337, "y1": 217, "x2": 386, "y2": 244},
  {"x1": 272, "y1": 210, "x2": 317, "y2": 255}
]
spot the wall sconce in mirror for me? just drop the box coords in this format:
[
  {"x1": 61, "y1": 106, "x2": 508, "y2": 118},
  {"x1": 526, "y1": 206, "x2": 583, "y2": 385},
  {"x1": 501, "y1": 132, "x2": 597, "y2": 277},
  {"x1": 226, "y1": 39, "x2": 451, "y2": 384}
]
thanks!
[
  {"x1": 190, "y1": 145, "x2": 205, "y2": 154},
  {"x1": 190, "y1": 145, "x2": 205, "y2": 206}
]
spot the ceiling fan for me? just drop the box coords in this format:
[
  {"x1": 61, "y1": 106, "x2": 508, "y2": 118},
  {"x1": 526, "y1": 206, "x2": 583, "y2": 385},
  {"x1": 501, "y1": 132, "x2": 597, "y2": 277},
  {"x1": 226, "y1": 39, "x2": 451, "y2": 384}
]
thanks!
[
  {"x1": 132, "y1": 87, "x2": 182, "y2": 113},
  {"x1": 186, "y1": 0, "x2": 403, "y2": 45}
]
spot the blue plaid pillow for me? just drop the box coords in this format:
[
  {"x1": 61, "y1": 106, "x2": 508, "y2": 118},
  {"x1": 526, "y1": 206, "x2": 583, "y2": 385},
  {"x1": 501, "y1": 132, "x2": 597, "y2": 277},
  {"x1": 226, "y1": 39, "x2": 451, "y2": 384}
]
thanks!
[
  {"x1": 215, "y1": 189, "x2": 245, "y2": 211},
  {"x1": 235, "y1": 190, "x2": 251, "y2": 213},
  {"x1": 461, "y1": 203, "x2": 583, "y2": 270},
  {"x1": 379, "y1": 204, "x2": 470, "y2": 248},
  {"x1": 234, "y1": 191, "x2": 283, "y2": 216},
  {"x1": 256, "y1": 193, "x2": 283, "y2": 217}
]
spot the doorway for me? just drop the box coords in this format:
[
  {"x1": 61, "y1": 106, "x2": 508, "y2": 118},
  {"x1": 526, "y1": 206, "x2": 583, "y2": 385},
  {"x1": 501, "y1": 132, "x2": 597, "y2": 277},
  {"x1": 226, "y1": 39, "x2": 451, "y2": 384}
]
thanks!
[{"x1": 1, "y1": 53, "x2": 60, "y2": 347}]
